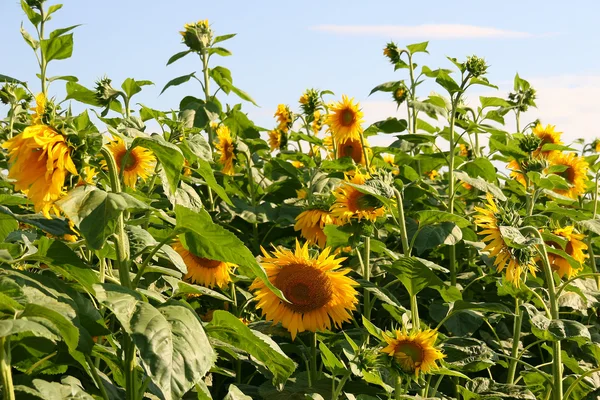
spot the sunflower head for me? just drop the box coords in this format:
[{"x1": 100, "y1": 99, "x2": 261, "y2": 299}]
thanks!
[
  {"x1": 547, "y1": 226, "x2": 588, "y2": 279},
  {"x1": 172, "y1": 238, "x2": 235, "y2": 288},
  {"x1": 294, "y1": 207, "x2": 339, "y2": 248},
  {"x1": 382, "y1": 329, "x2": 445, "y2": 377},
  {"x1": 547, "y1": 152, "x2": 589, "y2": 199},
  {"x1": 326, "y1": 95, "x2": 364, "y2": 144},
  {"x1": 331, "y1": 173, "x2": 387, "y2": 223},
  {"x1": 180, "y1": 19, "x2": 213, "y2": 52},
  {"x1": 508, "y1": 81, "x2": 536, "y2": 112},
  {"x1": 336, "y1": 137, "x2": 368, "y2": 165},
  {"x1": 532, "y1": 124, "x2": 563, "y2": 157},
  {"x1": 383, "y1": 42, "x2": 401, "y2": 64},
  {"x1": 299, "y1": 88, "x2": 322, "y2": 117},
  {"x1": 465, "y1": 55, "x2": 488, "y2": 77},
  {"x1": 268, "y1": 129, "x2": 281, "y2": 152},
  {"x1": 105, "y1": 137, "x2": 156, "y2": 188},
  {"x1": 214, "y1": 125, "x2": 236, "y2": 176},
  {"x1": 274, "y1": 104, "x2": 293, "y2": 133},
  {"x1": 95, "y1": 77, "x2": 121, "y2": 108},
  {"x1": 518, "y1": 133, "x2": 543, "y2": 154},
  {"x1": 392, "y1": 83, "x2": 408, "y2": 106},
  {"x1": 459, "y1": 143, "x2": 472, "y2": 158},
  {"x1": 250, "y1": 241, "x2": 358, "y2": 339},
  {"x1": 311, "y1": 110, "x2": 324, "y2": 135}
]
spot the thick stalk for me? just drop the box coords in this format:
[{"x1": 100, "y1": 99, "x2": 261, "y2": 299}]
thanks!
[
  {"x1": 506, "y1": 298, "x2": 523, "y2": 383},
  {"x1": 39, "y1": 9, "x2": 47, "y2": 97},
  {"x1": 358, "y1": 132, "x2": 370, "y2": 171},
  {"x1": 201, "y1": 51, "x2": 214, "y2": 148},
  {"x1": 394, "y1": 375, "x2": 403, "y2": 400},
  {"x1": 7, "y1": 105, "x2": 15, "y2": 139},
  {"x1": 331, "y1": 373, "x2": 350, "y2": 400},
  {"x1": 86, "y1": 354, "x2": 110, "y2": 400},
  {"x1": 243, "y1": 152, "x2": 259, "y2": 253},
  {"x1": 407, "y1": 52, "x2": 421, "y2": 175},
  {"x1": 394, "y1": 189, "x2": 410, "y2": 256},
  {"x1": 448, "y1": 98, "x2": 458, "y2": 286},
  {"x1": 590, "y1": 172, "x2": 600, "y2": 288},
  {"x1": 310, "y1": 332, "x2": 318, "y2": 386},
  {"x1": 410, "y1": 294, "x2": 420, "y2": 329},
  {"x1": 363, "y1": 236, "x2": 372, "y2": 321},
  {"x1": 0, "y1": 337, "x2": 15, "y2": 400},
  {"x1": 521, "y1": 226, "x2": 562, "y2": 400}
]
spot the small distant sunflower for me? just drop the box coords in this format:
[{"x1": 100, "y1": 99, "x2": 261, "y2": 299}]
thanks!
[
  {"x1": 336, "y1": 137, "x2": 367, "y2": 165},
  {"x1": 427, "y1": 170, "x2": 439, "y2": 180},
  {"x1": 459, "y1": 144, "x2": 470, "y2": 157},
  {"x1": 382, "y1": 329, "x2": 445, "y2": 377},
  {"x1": 291, "y1": 160, "x2": 304, "y2": 168},
  {"x1": 104, "y1": 137, "x2": 155, "y2": 188},
  {"x1": 312, "y1": 110, "x2": 323, "y2": 135},
  {"x1": 547, "y1": 152, "x2": 589, "y2": 199},
  {"x1": 215, "y1": 125, "x2": 236, "y2": 176},
  {"x1": 593, "y1": 139, "x2": 600, "y2": 153},
  {"x1": 172, "y1": 239, "x2": 235, "y2": 289},
  {"x1": 547, "y1": 226, "x2": 588, "y2": 279},
  {"x1": 507, "y1": 159, "x2": 527, "y2": 187},
  {"x1": 296, "y1": 188, "x2": 308, "y2": 199},
  {"x1": 294, "y1": 208, "x2": 339, "y2": 248},
  {"x1": 331, "y1": 173, "x2": 386, "y2": 223},
  {"x1": 182, "y1": 159, "x2": 193, "y2": 177},
  {"x1": 326, "y1": 95, "x2": 364, "y2": 144},
  {"x1": 250, "y1": 241, "x2": 358, "y2": 340},
  {"x1": 532, "y1": 124, "x2": 563, "y2": 157},
  {"x1": 474, "y1": 194, "x2": 537, "y2": 286},
  {"x1": 268, "y1": 129, "x2": 281, "y2": 151},
  {"x1": 274, "y1": 104, "x2": 292, "y2": 133},
  {"x1": 3, "y1": 124, "x2": 77, "y2": 217}
]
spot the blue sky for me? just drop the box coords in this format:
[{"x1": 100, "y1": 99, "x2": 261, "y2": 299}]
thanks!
[{"x1": 2, "y1": 0, "x2": 599, "y2": 144}]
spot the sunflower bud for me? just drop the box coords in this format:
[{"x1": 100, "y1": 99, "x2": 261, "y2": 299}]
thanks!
[
  {"x1": 592, "y1": 139, "x2": 600, "y2": 153},
  {"x1": 0, "y1": 84, "x2": 17, "y2": 105},
  {"x1": 518, "y1": 133, "x2": 542, "y2": 154},
  {"x1": 383, "y1": 42, "x2": 401, "y2": 64},
  {"x1": 392, "y1": 82, "x2": 408, "y2": 106},
  {"x1": 465, "y1": 55, "x2": 488, "y2": 78},
  {"x1": 95, "y1": 77, "x2": 121, "y2": 107},
  {"x1": 180, "y1": 19, "x2": 213, "y2": 52},
  {"x1": 299, "y1": 88, "x2": 322, "y2": 117},
  {"x1": 364, "y1": 173, "x2": 395, "y2": 200},
  {"x1": 508, "y1": 87, "x2": 537, "y2": 112}
]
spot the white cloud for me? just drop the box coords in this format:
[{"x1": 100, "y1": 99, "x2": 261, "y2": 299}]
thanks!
[{"x1": 310, "y1": 24, "x2": 540, "y2": 39}]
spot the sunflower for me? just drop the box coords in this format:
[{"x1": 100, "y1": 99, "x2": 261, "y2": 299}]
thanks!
[
  {"x1": 331, "y1": 173, "x2": 386, "y2": 223},
  {"x1": 172, "y1": 239, "x2": 235, "y2": 289},
  {"x1": 104, "y1": 137, "x2": 155, "y2": 188},
  {"x1": 382, "y1": 329, "x2": 445, "y2": 377},
  {"x1": 296, "y1": 188, "x2": 308, "y2": 199},
  {"x1": 547, "y1": 152, "x2": 589, "y2": 199},
  {"x1": 76, "y1": 166, "x2": 97, "y2": 187},
  {"x1": 268, "y1": 129, "x2": 281, "y2": 151},
  {"x1": 3, "y1": 124, "x2": 77, "y2": 217},
  {"x1": 291, "y1": 160, "x2": 304, "y2": 168},
  {"x1": 336, "y1": 137, "x2": 368, "y2": 165},
  {"x1": 214, "y1": 125, "x2": 236, "y2": 176},
  {"x1": 428, "y1": 170, "x2": 439, "y2": 180},
  {"x1": 294, "y1": 209, "x2": 339, "y2": 248},
  {"x1": 182, "y1": 159, "x2": 193, "y2": 177},
  {"x1": 594, "y1": 139, "x2": 600, "y2": 153},
  {"x1": 459, "y1": 143, "x2": 470, "y2": 157},
  {"x1": 312, "y1": 110, "x2": 323, "y2": 135},
  {"x1": 547, "y1": 226, "x2": 588, "y2": 279},
  {"x1": 31, "y1": 92, "x2": 46, "y2": 124},
  {"x1": 326, "y1": 95, "x2": 364, "y2": 144},
  {"x1": 382, "y1": 154, "x2": 396, "y2": 166},
  {"x1": 250, "y1": 241, "x2": 358, "y2": 340},
  {"x1": 274, "y1": 104, "x2": 292, "y2": 133},
  {"x1": 507, "y1": 159, "x2": 527, "y2": 187},
  {"x1": 474, "y1": 194, "x2": 537, "y2": 286},
  {"x1": 532, "y1": 123, "x2": 563, "y2": 157}
]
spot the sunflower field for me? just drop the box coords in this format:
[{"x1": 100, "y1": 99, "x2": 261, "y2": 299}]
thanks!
[{"x1": 2, "y1": 2, "x2": 600, "y2": 400}]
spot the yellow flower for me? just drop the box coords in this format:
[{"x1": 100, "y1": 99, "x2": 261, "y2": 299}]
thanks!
[
  {"x1": 183, "y1": 159, "x2": 193, "y2": 177},
  {"x1": 312, "y1": 110, "x2": 323, "y2": 135},
  {"x1": 291, "y1": 160, "x2": 304, "y2": 168},
  {"x1": 474, "y1": 194, "x2": 536, "y2": 286},
  {"x1": 326, "y1": 95, "x2": 364, "y2": 144},
  {"x1": 296, "y1": 188, "x2": 308, "y2": 199},
  {"x1": 331, "y1": 173, "x2": 386, "y2": 223},
  {"x1": 427, "y1": 170, "x2": 439, "y2": 180},
  {"x1": 77, "y1": 166, "x2": 97, "y2": 187},
  {"x1": 294, "y1": 209, "x2": 339, "y2": 248},
  {"x1": 299, "y1": 94, "x2": 308, "y2": 104},
  {"x1": 250, "y1": 241, "x2": 358, "y2": 340},
  {"x1": 172, "y1": 239, "x2": 235, "y2": 289},
  {"x1": 215, "y1": 125, "x2": 236, "y2": 176},
  {"x1": 507, "y1": 159, "x2": 527, "y2": 187},
  {"x1": 382, "y1": 329, "x2": 445, "y2": 377},
  {"x1": 595, "y1": 140, "x2": 600, "y2": 153},
  {"x1": 3, "y1": 125, "x2": 77, "y2": 217},
  {"x1": 31, "y1": 93, "x2": 46, "y2": 124},
  {"x1": 532, "y1": 123, "x2": 563, "y2": 157},
  {"x1": 459, "y1": 144, "x2": 470, "y2": 157},
  {"x1": 274, "y1": 104, "x2": 292, "y2": 133},
  {"x1": 105, "y1": 137, "x2": 156, "y2": 188},
  {"x1": 547, "y1": 152, "x2": 589, "y2": 199},
  {"x1": 382, "y1": 154, "x2": 396, "y2": 166},
  {"x1": 547, "y1": 226, "x2": 588, "y2": 279},
  {"x1": 268, "y1": 130, "x2": 281, "y2": 151},
  {"x1": 336, "y1": 137, "x2": 369, "y2": 166}
]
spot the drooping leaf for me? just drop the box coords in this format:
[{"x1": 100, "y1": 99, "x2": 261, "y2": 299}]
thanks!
[{"x1": 131, "y1": 134, "x2": 185, "y2": 194}]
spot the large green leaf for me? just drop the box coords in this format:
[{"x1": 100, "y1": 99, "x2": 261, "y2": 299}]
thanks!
[
  {"x1": 174, "y1": 206, "x2": 284, "y2": 298},
  {"x1": 415, "y1": 210, "x2": 470, "y2": 228},
  {"x1": 443, "y1": 338, "x2": 497, "y2": 373},
  {"x1": 454, "y1": 171, "x2": 507, "y2": 201},
  {"x1": 40, "y1": 34, "x2": 73, "y2": 62},
  {"x1": 132, "y1": 134, "x2": 184, "y2": 194},
  {"x1": 387, "y1": 256, "x2": 461, "y2": 302},
  {"x1": 196, "y1": 159, "x2": 233, "y2": 206},
  {"x1": 95, "y1": 284, "x2": 216, "y2": 400},
  {"x1": 0, "y1": 206, "x2": 71, "y2": 236},
  {"x1": 461, "y1": 158, "x2": 497, "y2": 182},
  {"x1": 0, "y1": 319, "x2": 56, "y2": 340},
  {"x1": 57, "y1": 186, "x2": 149, "y2": 250},
  {"x1": 207, "y1": 311, "x2": 295, "y2": 387}
]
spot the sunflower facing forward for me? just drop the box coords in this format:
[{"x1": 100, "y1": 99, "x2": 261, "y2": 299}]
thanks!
[
  {"x1": 547, "y1": 152, "x2": 589, "y2": 199},
  {"x1": 331, "y1": 173, "x2": 387, "y2": 223},
  {"x1": 382, "y1": 329, "x2": 445, "y2": 377},
  {"x1": 3, "y1": 117, "x2": 77, "y2": 217},
  {"x1": 105, "y1": 137, "x2": 155, "y2": 188},
  {"x1": 214, "y1": 125, "x2": 236, "y2": 176},
  {"x1": 294, "y1": 208, "x2": 339, "y2": 248},
  {"x1": 532, "y1": 123, "x2": 563, "y2": 157},
  {"x1": 547, "y1": 226, "x2": 588, "y2": 279},
  {"x1": 250, "y1": 241, "x2": 358, "y2": 340},
  {"x1": 326, "y1": 95, "x2": 364, "y2": 144},
  {"x1": 474, "y1": 194, "x2": 537, "y2": 286},
  {"x1": 172, "y1": 239, "x2": 235, "y2": 288}
]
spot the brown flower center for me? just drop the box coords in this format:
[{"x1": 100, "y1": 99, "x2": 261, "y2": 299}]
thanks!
[
  {"x1": 394, "y1": 341, "x2": 424, "y2": 372},
  {"x1": 189, "y1": 254, "x2": 221, "y2": 269},
  {"x1": 340, "y1": 109, "x2": 355, "y2": 126},
  {"x1": 275, "y1": 263, "x2": 332, "y2": 313},
  {"x1": 558, "y1": 166, "x2": 575, "y2": 183},
  {"x1": 116, "y1": 151, "x2": 138, "y2": 171}
]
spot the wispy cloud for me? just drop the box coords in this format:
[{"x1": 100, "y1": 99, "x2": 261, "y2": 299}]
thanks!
[{"x1": 310, "y1": 24, "x2": 540, "y2": 39}]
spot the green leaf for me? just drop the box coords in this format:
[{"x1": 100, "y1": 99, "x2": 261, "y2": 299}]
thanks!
[
  {"x1": 56, "y1": 186, "x2": 149, "y2": 250},
  {"x1": 0, "y1": 214, "x2": 18, "y2": 241},
  {"x1": 162, "y1": 276, "x2": 231, "y2": 302},
  {"x1": 48, "y1": 25, "x2": 80, "y2": 39},
  {"x1": 207, "y1": 311, "x2": 295, "y2": 387},
  {"x1": 0, "y1": 319, "x2": 55, "y2": 340},
  {"x1": 0, "y1": 74, "x2": 25, "y2": 84},
  {"x1": 210, "y1": 66, "x2": 233, "y2": 93},
  {"x1": 21, "y1": 0, "x2": 41, "y2": 26},
  {"x1": 21, "y1": 25, "x2": 39, "y2": 50},
  {"x1": 443, "y1": 338, "x2": 497, "y2": 373},
  {"x1": 196, "y1": 159, "x2": 233, "y2": 206},
  {"x1": 452, "y1": 301, "x2": 513, "y2": 315},
  {"x1": 213, "y1": 33, "x2": 237, "y2": 45},
  {"x1": 167, "y1": 50, "x2": 192, "y2": 65},
  {"x1": 41, "y1": 34, "x2": 74, "y2": 62},
  {"x1": 324, "y1": 225, "x2": 351, "y2": 249},
  {"x1": 95, "y1": 285, "x2": 216, "y2": 400},
  {"x1": 20, "y1": 303, "x2": 80, "y2": 352},
  {"x1": 174, "y1": 206, "x2": 284, "y2": 299},
  {"x1": 319, "y1": 342, "x2": 347, "y2": 376},
  {"x1": 0, "y1": 206, "x2": 72, "y2": 236},
  {"x1": 223, "y1": 385, "x2": 252, "y2": 400},
  {"x1": 412, "y1": 222, "x2": 463, "y2": 254},
  {"x1": 524, "y1": 304, "x2": 591, "y2": 345},
  {"x1": 436, "y1": 71, "x2": 460, "y2": 94},
  {"x1": 121, "y1": 78, "x2": 153, "y2": 98},
  {"x1": 369, "y1": 81, "x2": 400, "y2": 95},
  {"x1": 454, "y1": 171, "x2": 507, "y2": 201},
  {"x1": 577, "y1": 219, "x2": 600, "y2": 235},
  {"x1": 230, "y1": 84, "x2": 258, "y2": 106},
  {"x1": 46, "y1": 4, "x2": 63, "y2": 17},
  {"x1": 461, "y1": 158, "x2": 497, "y2": 182},
  {"x1": 208, "y1": 47, "x2": 233, "y2": 57},
  {"x1": 131, "y1": 134, "x2": 184, "y2": 194},
  {"x1": 160, "y1": 72, "x2": 195, "y2": 95},
  {"x1": 387, "y1": 256, "x2": 461, "y2": 301},
  {"x1": 371, "y1": 118, "x2": 408, "y2": 134},
  {"x1": 415, "y1": 210, "x2": 470, "y2": 228},
  {"x1": 65, "y1": 82, "x2": 122, "y2": 113},
  {"x1": 406, "y1": 41, "x2": 429, "y2": 54},
  {"x1": 480, "y1": 96, "x2": 511, "y2": 109}
]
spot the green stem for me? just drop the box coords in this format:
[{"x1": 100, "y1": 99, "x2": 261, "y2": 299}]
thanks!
[
  {"x1": 358, "y1": 132, "x2": 371, "y2": 171},
  {"x1": 448, "y1": 97, "x2": 458, "y2": 286},
  {"x1": 243, "y1": 152, "x2": 259, "y2": 253},
  {"x1": 410, "y1": 294, "x2": 420, "y2": 330},
  {"x1": 25, "y1": 350, "x2": 57, "y2": 375},
  {"x1": 495, "y1": 353, "x2": 553, "y2": 385},
  {"x1": 124, "y1": 335, "x2": 136, "y2": 400},
  {"x1": 589, "y1": 172, "x2": 600, "y2": 288},
  {"x1": 132, "y1": 232, "x2": 179, "y2": 287},
  {"x1": 0, "y1": 337, "x2": 15, "y2": 400},
  {"x1": 363, "y1": 236, "x2": 372, "y2": 321},
  {"x1": 563, "y1": 367, "x2": 600, "y2": 400},
  {"x1": 394, "y1": 374, "x2": 403, "y2": 400},
  {"x1": 7, "y1": 105, "x2": 15, "y2": 139},
  {"x1": 506, "y1": 298, "x2": 523, "y2": 383},
  {"x1": 39, "y1": 8, "x2": 47, "y2": 97},
  {"x1": 393, "y1": 189, "x2": 410, "y2": 257},
  {"x1": 331, "y1": 372, "x2": 351, "y2": 400},
  {"x1": 86, "y1": 354, "x2": 110, "y2": 400},
  {"x1": 555, "y1": 273, "x2": 600, "y2": 298},
  {"x1": 520, "y1": 226, "x2": 562, "y2": 400},
  {"x1": 310, "y1": 332, "x2": 318, "y2": 386}
]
